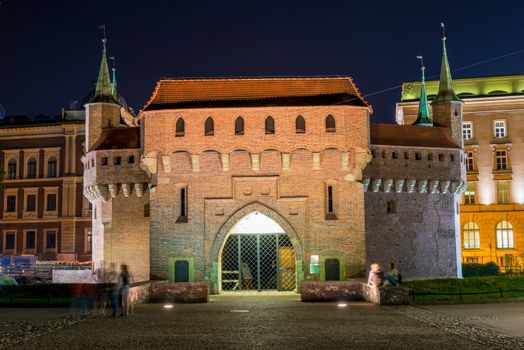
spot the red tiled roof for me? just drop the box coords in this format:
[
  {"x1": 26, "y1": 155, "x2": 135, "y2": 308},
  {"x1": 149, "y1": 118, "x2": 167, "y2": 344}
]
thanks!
[
  {"x1": 140, "y1": 77, "x2": 370, "y2": 112},
  {"x1": 370, "y1": 123, "x2": 460, "y2": 149},
  {"x1": 92, "y1": 127, "x2": 140, "y2": 151}
]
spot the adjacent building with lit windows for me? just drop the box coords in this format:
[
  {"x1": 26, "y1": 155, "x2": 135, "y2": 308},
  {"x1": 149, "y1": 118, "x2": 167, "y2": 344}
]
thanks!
[
  {"x1": 0, "y1": 110, "x2": 92, "y2": 261},
  {"x1": 397, "y1": 74, "x2": 524, "y2": 270}
]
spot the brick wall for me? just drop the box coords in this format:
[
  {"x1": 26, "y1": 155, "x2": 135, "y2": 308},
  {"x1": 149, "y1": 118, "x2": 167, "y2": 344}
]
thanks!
[{"x1": 144, "y1": 105, "x2": 370, "y2": 289}]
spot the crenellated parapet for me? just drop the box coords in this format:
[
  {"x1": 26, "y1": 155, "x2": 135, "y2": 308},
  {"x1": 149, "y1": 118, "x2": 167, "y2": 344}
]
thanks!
[{"x1": 362, "y1": 176, "x2": 466, "y2": 195}]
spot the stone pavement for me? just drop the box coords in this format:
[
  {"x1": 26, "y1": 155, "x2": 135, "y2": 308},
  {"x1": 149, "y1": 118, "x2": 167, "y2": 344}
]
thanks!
[
  {"x1": 1, "y1": 296, "x2": 521, "y2": 349},
  {"x1": 421, "y1": 302, "x2": 524, "y2": 338}
]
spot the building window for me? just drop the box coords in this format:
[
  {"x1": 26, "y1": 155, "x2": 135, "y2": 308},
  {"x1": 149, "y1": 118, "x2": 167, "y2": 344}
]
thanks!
[
  {"x1": 295, "y1": 116, "x2": 306, "y2": 133},
  {"x1": 496, "y1": 221, "x2": 514, "y2": 249},
  {"x1": 101, "y1": 157, "x2": 108, "y2": 166},
  {"x1": 47, "y1": 156, "x2": 57, "y2": 177},
  {"x1": 464, "y1": 183, "x2": 476, "y2": 205},
  {"x1": 85, "y1": 229, "x2": 92, "y2": 253},
  {"x1": 46, "y1": 193, "x2": 57, "y2": 211},
  {"x1": 415, "y1": 153, "x2": 421, "y2": 160},
  {"x1": 177, "y1": 187, "x2": 188, "y2": 223},
  {"x1": 381, "y1": 150, "x2": 386, "y2": 158},
  {"x1": 25, "y1": 231, "x2": 36, "y2": 251},
  {"x1": 497, "y1": 181, "x2": 510, "y2": 204},
  {"x1": 27, "y1": 158, "x2": 37, "y2": 178},
  {"x1": 463, "y1": 122, "x2": 473, "y2": 140},
  {"x1": 114, "y1": 156, "x2": 121, "y2": 166},
  {"x1": 26, "y1": 194, "x2": 36, "y2": 212},
  {"x1": 45, "y1": 230, "x2": 57, "y2": 251},
  {"x1": 176, "y1": 118, "x2": 185, "y2": 137},
  {"x1": 428, "y1": 153, "x2": 433, "y2": 161},
  {"x1": 466, "y1": 257, "x2": 479, "y2": 264},
  {"x1": 235, "y1": 117, "x2": 244, "y2": 135},
  {"x1": 465, "y1": 152, "x2": 475, "y2": 171},
  {"x1": 325, "y1": 115, "x2": 336, "y2": 132},
  {"x1": 387, "y1": 200, "x2": 397, "y2": 214},
  {"x1": 495, "y1": 150, "x2": 508, "y2": 170},
  {"x1": 144, "y1": 203, "x2": 150, "y2": 217},
  {"x1": 404, "y1": 152, "x2": 409, "y2": 160},
  {"x1": 128, "y1": 156, "x2": 135, "y2": 164},
  {"x1": 204, "y1": 117, "x2": 214, "y2": 136},
  {"x1": 392, "y1": 152, "x2": 398, "y2": 159},
  {"x1": 265, "y1": 116, "x2": 275, "y2": 135},
  {"x1": 438, "y1": 154, "x2": 444, "y2": 161},
  {"x1": 450, "y1": 154, "x2": 455, "y2": 162},
  {"x1": 7, "y1": 158, "x2": 17, "y2": 179},
  {"x1": 494, "y1": 120, "x2": 506, "y2": 138},
  {"x1": 463, "y1": 222, "x2": 480, "y2": 249},
  {"x1": 6, "y1": 195, "x2": 16, "y2": 212},
  {"x1": 325, "y1": 185, "x2": 337, "y2": 220},
  {"x1": 4, "y1": 231, "x2": 16, "y2": 252}
]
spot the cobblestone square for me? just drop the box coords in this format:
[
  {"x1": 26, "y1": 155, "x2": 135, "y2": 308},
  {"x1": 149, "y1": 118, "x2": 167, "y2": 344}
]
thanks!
[{"x1": 3, "y1": 296, "x2": 523, "y2": 349}]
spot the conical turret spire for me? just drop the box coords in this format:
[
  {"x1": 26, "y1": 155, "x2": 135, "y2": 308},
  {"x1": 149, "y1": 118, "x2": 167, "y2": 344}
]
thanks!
[
  {"x1": 89, "y1": 28, "x2": 118, "y2": 104},
  {"x1": 413, "y1": 56, "x2": 433, "y2": 127},
  {"x1": 432, "y1": 23, "x2": 461, "y2": 104}
]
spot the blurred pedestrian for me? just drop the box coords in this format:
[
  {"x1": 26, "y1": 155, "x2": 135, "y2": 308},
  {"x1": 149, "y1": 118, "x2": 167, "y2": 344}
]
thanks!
[{"x1": 119, "y1": 264, "x2": 133, "y2": 317}]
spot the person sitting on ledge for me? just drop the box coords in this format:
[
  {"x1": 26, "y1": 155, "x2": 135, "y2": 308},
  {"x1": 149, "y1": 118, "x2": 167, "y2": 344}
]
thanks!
[
  {"x1": 367, "y1": 263, "x2": 384, "y2": 287},
  {"x1": 384, "y1": 262, "x2": 400, "y2": 286}
]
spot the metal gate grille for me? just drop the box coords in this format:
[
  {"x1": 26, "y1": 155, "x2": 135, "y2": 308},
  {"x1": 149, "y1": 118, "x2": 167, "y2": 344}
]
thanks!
[{"x1": 221, "y1": 233, "x2": 295, "y2": 291}]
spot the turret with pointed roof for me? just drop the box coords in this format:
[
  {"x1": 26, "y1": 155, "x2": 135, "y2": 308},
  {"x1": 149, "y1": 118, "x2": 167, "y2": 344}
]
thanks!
[
  {"x1": 85, "y1": 36, "x2": 122, "y2": 151},
  {"x1": 413, "y1": 57, "x2": 433, "y2": 127},
  {"x1": 431, "y1": 25, "x2": 462, "y2": 104},
  {"x1": 89, "y1": 38, "x2": 119, "y2": 105},
  {"x1": 430, "y1": 24, "x2": 464, "y2": 147}
]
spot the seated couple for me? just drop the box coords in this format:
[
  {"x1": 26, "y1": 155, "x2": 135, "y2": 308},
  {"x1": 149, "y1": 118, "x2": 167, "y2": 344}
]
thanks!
[{"x1": 367, "y1": 263, "x2": 401, "y2": 287}]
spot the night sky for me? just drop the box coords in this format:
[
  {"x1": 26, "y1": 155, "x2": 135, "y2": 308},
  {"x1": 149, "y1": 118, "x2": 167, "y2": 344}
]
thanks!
[{"x1": 1, "y1": 0, "x2": 523, "y2": 122}]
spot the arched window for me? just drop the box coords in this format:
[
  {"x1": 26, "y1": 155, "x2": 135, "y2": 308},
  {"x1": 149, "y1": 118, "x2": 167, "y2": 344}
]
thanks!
[
  {"x1": 176, "y1": 118, "x2": 185, "y2": 137},
  {"x1": 265, "y1": 116, "x2": 275, "y2": 135},
  {"x1": 295, "y1": 115, "x2": 305, "y2": 133},
  {"x1": 496, "y1": 221, "x2": 514, "y2": 248},
  {"x1": 463, "y1": 222, "x2": 480, "y2": 249},
  {"x1": 205, "y1": 117, "x2": 214, "y2": 136},
  {"x1": 235, "y1": 116, "x2": 244, "y2": 135},
  {"x1": 7, "y1": 158, "x2": 17, "y2": 179},
  {"x1": 27, "y1": 158, "x2": 37, "y2": 178},
  {"x1": 325, "y1": 115, "x2": 336, "y2": 132},
  {"x1": 47, "y1": 156, "x2": 57, "y2": 177}
]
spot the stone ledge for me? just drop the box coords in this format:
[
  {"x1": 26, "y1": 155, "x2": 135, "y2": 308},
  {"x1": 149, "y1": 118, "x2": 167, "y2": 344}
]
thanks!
[
  {"x1": 300, "y1": 280, "x2": 409, "y2": 305},
  {"x1": 149, "y1": 282, "x2": 210, "y2": 303}
]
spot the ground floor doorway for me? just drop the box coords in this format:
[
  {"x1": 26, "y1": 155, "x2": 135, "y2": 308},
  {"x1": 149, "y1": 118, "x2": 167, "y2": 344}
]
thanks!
[{"x1": 221, "y1": 233, "x2": 295, "y2": 291}]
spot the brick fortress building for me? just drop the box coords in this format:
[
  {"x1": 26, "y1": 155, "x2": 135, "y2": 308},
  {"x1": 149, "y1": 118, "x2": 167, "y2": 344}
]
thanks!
[{"x1": 83, "y1": 33, "x2": 465, "y2": 290}]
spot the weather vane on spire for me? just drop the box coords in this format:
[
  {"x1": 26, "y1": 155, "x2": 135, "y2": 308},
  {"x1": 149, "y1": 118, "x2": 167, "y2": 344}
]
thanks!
[
  {"x1": 441, "y1": 22, "x2": 446, "y2": 41},
  {"x1": 416, "y1": 55, "x2": 425, "y2": 72},
  {"x1": 98, "y1": 24, "x2": 107, "y2": 50}
]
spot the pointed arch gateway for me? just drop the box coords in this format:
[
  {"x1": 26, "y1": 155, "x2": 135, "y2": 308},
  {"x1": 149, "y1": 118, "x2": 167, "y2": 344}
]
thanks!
[{"x1": 210, "y1": 202, "x2": 303, "y2": 293}]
